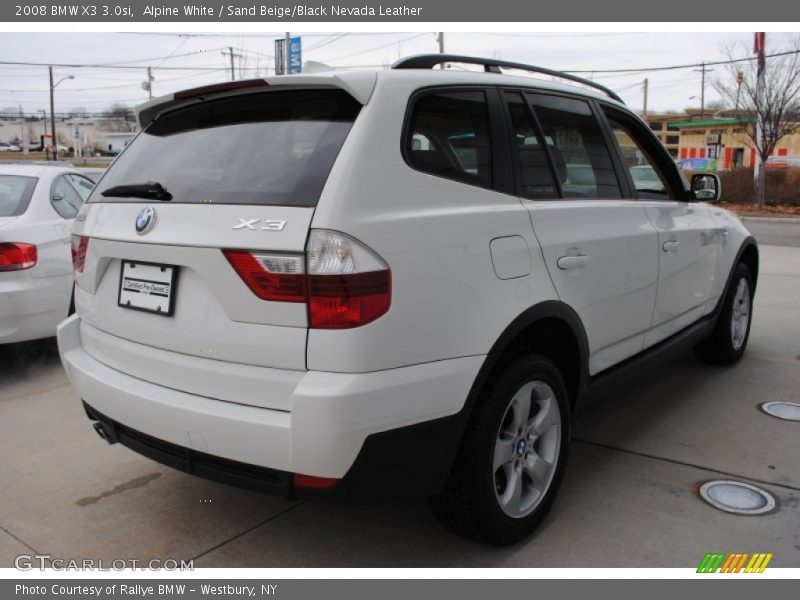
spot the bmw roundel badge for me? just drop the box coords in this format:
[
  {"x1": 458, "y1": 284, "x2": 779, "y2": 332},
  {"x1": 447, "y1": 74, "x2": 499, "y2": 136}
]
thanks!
[{"x1": 135, "y1": 207, "x2": 156, "y2": 235}]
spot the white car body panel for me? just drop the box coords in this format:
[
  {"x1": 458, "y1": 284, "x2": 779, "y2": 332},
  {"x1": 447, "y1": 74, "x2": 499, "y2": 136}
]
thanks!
[
  {"x1": 59, "y1": 314, "x2": 482, "y2": 478},
  {"x1": 641, "y1": 201, "x2": 724, "y2": 346},
  {"x1": 0, "y1": 165, "x2": 91, "y2": 344},
  {"x1": 523, "y1": 200, "x2": 659, "y2": 375}
]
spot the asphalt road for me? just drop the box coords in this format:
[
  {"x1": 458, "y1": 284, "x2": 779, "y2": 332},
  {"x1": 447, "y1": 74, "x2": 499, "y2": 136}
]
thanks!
[{"x1": 1, "y1": 245, "x2": 798, "y2": 568}]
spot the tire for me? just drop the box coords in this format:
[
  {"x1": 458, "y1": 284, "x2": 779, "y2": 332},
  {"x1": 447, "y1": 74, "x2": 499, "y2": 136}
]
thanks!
[
  {"x1": 431, "y1": 354, "x2": 571, "y2": 545},
  {"x1": 694, "y1": 262, "x2": 754, "y2": 365}
]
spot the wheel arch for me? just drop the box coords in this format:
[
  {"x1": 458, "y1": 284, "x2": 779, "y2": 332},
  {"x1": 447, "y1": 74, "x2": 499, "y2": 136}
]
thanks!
[
  {"x1": 738, "y1": 238, "x2": 759, "y2": 293},
  {"x1": 468, "y1": 300, "x2": 590, "y2": 414}
]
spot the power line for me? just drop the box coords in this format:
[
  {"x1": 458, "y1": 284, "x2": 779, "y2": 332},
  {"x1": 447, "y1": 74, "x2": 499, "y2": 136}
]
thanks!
[
  {"x1": 0, "y1": 60, "x2": 225, "y2": 71},
  {"x1": 565, "y1": 49, "x2": 800, "y2": 75},
  {"x1": 323, "y1": 33, "x2": 429, "y2": 63}
]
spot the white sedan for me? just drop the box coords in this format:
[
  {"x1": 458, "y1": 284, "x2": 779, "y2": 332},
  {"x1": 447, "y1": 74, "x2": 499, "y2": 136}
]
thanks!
[{"x1": 0, "y1": 164, "x2": 94, "y2": 344}]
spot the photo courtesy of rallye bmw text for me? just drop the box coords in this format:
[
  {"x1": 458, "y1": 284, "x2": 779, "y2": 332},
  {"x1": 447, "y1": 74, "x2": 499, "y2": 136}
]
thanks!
[{"x1": 0, "y1": 0, "x2": 798, "y2": 595}]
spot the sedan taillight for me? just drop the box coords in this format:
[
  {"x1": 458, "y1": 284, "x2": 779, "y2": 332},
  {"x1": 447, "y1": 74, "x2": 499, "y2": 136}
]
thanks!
[
  {"x1": 71, "y1": 235, "x2": 90, "y2": 273},
  {"x1": 224, "y1": 230, "x2": 391, "y2": 329},
  {"x1": 0, "y1": 242, "x2": 37, "y2": 272}
]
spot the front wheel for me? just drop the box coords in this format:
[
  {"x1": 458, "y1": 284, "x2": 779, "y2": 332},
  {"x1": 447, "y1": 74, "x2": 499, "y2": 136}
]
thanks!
[
  {"x1": 694, "y1": 262, "x2": 754, "y2": 365},
  {"x1": 431, "y1": 354, "x2": 570, "y2": 545}
]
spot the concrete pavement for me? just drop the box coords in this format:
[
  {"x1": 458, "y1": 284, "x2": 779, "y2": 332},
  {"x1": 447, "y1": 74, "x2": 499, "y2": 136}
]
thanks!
[
  {"x1": 1, "y1": 246, "x2": 798, "y2": 568},
  {"x1": 740, "y1": 216, "x2": 800, "y2": 247}
]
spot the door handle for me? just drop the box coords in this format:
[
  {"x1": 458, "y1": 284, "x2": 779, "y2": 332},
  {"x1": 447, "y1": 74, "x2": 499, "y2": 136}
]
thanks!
[
  {"x1": 662, "y1": 240, "x2": 680, "y2": 254},
  {"x1": 557, "y1": 254, "x2": 589, "y2": 270}
]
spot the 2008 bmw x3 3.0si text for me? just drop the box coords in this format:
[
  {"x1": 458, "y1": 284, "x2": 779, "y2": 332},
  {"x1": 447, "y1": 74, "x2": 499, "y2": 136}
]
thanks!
[{"x1": 57, "y1": 55, "x2": 758, "y2": 545}]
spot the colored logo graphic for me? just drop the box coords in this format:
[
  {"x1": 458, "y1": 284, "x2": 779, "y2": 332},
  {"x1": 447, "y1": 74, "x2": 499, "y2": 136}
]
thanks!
[
  {"x1": 697, "y1": 552, "x2": 773, "y2": 573},
  {"x1": 135, "y1": 207, "x2": 156, "y2": 235}
]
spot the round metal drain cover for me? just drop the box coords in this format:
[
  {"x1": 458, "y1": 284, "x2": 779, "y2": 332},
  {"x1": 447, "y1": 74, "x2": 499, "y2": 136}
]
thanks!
[
  {"x1": 699, "y1": 481, "x2": 775, "y2": 515},
  {"x1": 761, "y1": 402, "x2": 800, "y2": 422}
]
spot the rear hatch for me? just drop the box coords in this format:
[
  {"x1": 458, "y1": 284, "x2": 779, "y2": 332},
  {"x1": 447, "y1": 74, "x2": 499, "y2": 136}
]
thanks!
[{"x1": 73, "y1": 86, "x2": 362, "y2": 408}]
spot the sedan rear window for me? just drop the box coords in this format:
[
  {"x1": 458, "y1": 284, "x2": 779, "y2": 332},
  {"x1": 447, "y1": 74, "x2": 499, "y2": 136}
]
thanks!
[
  {"x1": 91, "y1": 89, "x2": 362, "y2": 207},
  {"x1": 0, "y1": 175, "x2": 37, "y2": 217}
]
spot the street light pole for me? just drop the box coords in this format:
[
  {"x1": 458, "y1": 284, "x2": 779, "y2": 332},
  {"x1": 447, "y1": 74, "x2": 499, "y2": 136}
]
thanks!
[
  {"x1": 48, "y1": 68, "x2": 74, "y2": 161},
  {"x1": 49, "y1": 66, "x2": 55, "y2": 161}
]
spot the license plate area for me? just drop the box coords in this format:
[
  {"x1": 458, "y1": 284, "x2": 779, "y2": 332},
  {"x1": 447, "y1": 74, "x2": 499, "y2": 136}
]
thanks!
[{"x1": 118, "y1": 260, "x2": 178, "y2": 317}]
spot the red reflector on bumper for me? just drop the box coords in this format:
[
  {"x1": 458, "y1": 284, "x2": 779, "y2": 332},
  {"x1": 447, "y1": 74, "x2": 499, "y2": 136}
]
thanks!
[{"x1": 292, "y1": 473, "x2": 340, "y2": 489}]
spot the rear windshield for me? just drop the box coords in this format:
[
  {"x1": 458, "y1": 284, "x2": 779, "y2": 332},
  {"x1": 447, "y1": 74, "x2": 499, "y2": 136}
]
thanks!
[
  {"x1": 0, "y1": 175, "x2": 37, "y2": 217},
  {"x1": 91, "y1": 89, "x2": 362, "y2": 207}
]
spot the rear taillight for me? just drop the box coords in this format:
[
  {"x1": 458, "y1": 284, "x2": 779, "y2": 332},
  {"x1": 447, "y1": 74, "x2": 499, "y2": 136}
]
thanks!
[
  {"x1": 71, "y1": 235, "x2": 90, "y2": 273},
  {"x1": 305, "y1": 230, "x2": 391, "y2": 329},
  {"x1": 224, "y1": 230, "x2": 391, "y2": 329},
  {"x1": 0, "y1": 242, "x2": 37, "y2": 272},
  {"x1": 222, "y1": 250, "x2": 306, "y2": 303}
]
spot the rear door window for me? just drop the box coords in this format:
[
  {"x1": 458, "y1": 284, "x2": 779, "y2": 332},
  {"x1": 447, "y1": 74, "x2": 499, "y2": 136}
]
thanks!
[
  {"x1": 406, "y1": 90, "x2": 493, "y2": 188},
  {"x1": 91, "y1": 89, "x2": 361, "y2": 207},
  {"x1": 526, "y1": 94, "x2": 622, "y2": 199},
  {"x1": 0, "y1": 175, "x2": 37, "y2": 217},
  {"x1": 504, "y1": 91, "x2": 558, "y2": 200}
]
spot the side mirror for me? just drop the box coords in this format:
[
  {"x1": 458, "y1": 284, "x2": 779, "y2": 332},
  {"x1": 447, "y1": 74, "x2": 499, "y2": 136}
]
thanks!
[{"x1": 691, "y1": 173, "x2": 721, "y2": 202}]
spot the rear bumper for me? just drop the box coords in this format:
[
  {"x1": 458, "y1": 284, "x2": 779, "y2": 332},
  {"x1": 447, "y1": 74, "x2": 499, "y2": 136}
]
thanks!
[{"x1": 58, "y1": 314, "x2": 483, "y2": 501}]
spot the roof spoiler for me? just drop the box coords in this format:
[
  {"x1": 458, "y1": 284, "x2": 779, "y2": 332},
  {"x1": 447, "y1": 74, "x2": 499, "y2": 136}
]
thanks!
[{"x1": 135, "y1": 72, "x2": 378, "y2": 128}]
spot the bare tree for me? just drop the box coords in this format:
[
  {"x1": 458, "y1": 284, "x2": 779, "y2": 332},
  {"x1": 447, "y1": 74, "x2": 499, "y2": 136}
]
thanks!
[
  {"x1": 713, "y1": 39, "x2": 800, "y2": 207},
  {"x1": 67, "y1": 106, "x2": 89, "y2": 119},
  {"x1": 102, "y1": 102, "x2": 137, "y2": 132}
]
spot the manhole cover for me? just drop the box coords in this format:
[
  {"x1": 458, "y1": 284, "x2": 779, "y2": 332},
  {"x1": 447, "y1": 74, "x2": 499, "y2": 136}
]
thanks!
[
  {"x1": 761, "y1": 402, "x2": 800, "y2": 422},
  {"x1": 699, "y1": 481, "x2": 776, "y2": 515}
]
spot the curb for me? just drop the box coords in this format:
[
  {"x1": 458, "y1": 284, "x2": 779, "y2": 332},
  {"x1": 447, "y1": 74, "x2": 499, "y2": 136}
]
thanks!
[{"x1": 738, "y1": 216, "x2": 800, "y2": 224}]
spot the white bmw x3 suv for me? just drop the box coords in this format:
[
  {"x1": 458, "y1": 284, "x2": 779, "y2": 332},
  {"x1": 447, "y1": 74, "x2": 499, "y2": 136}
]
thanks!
[
  {"x1": 57, "y1": 55, "x2": 757, "y2": 545},
  {"x1": 1, "y1": 164, "x2": 93, "y2": 343}
]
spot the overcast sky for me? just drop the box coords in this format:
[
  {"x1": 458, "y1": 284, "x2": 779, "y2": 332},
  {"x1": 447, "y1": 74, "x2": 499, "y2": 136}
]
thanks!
[{"x1": 0, "y1": 31, "x2": 797, "y2": 116}]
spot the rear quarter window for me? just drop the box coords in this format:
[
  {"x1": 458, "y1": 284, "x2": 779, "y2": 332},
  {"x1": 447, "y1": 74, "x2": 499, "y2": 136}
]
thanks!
[
  {"x1": 91, "y1": 89, "x2": 361, "y2": 207},
  {"x1": 405, "y1": 90, "x2": 493, "y2": 188}
]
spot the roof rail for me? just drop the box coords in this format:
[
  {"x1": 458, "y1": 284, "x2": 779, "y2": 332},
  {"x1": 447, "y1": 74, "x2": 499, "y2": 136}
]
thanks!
[{"x1": 391, "y1": 54, "x2": 624, "y2": 104}]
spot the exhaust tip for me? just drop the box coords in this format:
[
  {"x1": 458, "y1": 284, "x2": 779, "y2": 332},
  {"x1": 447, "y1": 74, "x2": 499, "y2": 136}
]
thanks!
[{"x1": 93, "y1": 421, "x2": 118, "y2": 445}]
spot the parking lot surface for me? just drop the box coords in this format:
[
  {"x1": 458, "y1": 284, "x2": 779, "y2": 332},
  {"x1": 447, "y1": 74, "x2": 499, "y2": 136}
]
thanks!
[{"x1": 1, "y1": 245, "x2": 798, "y2": 568}]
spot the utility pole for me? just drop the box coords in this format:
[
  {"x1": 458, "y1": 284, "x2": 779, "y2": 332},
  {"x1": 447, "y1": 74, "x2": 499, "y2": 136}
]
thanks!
[
  {"x1": 147, "y1": 67, "x2": 153, "y2": 99},
  {"x1": 437, "y1": 32, "x2": 444, "y2": 69},
  {"x1": 221, "y1": 47, "x2": 243, "y2": 81},
  {"x1": 18, "y1": 104, "x2": 24, "y2": 149},
  {"x1": 642, "y1": 78, "x2": 649, "y2": 118},
  {"x1": 285, "y1": 32, "x2": 291, "y2": 74},
  {"x1": 49, "y1": 66, "x2": 56, "y2": 161},
  {"x1": 693, "y1": 62, "x2": 713, "y2": 119}
]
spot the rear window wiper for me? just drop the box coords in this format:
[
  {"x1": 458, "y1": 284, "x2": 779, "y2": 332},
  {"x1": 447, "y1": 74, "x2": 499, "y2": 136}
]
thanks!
[{"x1": 101, "y1": 181, "x2": 172, "y2": 201}]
